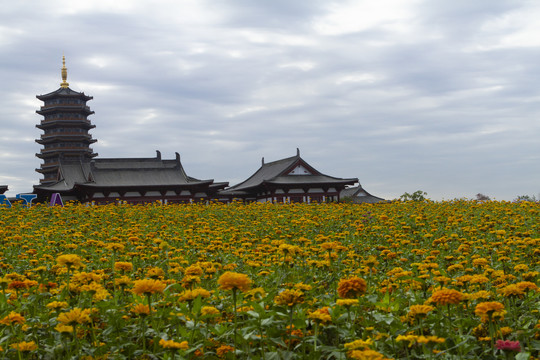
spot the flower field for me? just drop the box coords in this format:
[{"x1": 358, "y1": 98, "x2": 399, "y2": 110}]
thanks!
[{"x1": 0, "y1": 200, "x2": 539, "y2": 359}]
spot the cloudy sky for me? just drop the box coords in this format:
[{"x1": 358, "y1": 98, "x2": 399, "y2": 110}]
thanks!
[{"x1": 1, "y1": 0, "x2": 539, "y2": 200}]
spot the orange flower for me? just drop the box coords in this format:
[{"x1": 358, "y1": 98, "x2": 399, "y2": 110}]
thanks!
[
  {"x1": 217, "y1": 271, "x2": 251, "y2": 292},
  {"x1": 216, "y1": 345, "x2": 235, "y2": 358},
  {"x1": 132, "y1": 279, "x2": 166, "y2": 296},
  {"x1": 10, "y1": 341, "x2": 37, "y2": 352},
  {"x1": 337, "y1": 276, "x2": 367, "y2": 298},
  {"x1": 0, "y1": 311, "x2": 25, "y2": 326},
  {"x1": 428, "y1": 289, "x2": 463, "y2": 305}
]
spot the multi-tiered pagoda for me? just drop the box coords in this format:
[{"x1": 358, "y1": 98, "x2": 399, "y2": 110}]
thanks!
[{"x1": 35, "y1": 56, "x2": 97, "y2": 185}]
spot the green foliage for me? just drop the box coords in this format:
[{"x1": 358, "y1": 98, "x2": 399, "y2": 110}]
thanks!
[
  {"x1": 514, "y1": 194, "x2": 538, "y2": 202},
  {"x1": 399, "y1": 190, "x2": 428, "y2": 201}
]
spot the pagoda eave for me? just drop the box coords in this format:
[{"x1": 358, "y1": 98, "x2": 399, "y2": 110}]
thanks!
[
  {"x1": 36, "y1": 137, "x2": 97, "y2": 144},
  {"x1": 36, "y1": 121, "x2": 95, "y2": 130},
  {"x1": 36, "y1": 150, "x2": 98, "y2": 159},
  {"x1": 36, "y1": 108, "x2": 94, "y2": 116}
]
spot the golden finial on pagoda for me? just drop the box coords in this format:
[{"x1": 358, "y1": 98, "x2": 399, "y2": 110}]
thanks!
[{"x1": 60, "y1": 55, "x2": 69, "y2": 88}]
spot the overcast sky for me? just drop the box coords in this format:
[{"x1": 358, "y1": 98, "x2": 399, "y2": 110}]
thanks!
[{"x1": 1, "y1": 0, "x2": 539, "y2": 200}]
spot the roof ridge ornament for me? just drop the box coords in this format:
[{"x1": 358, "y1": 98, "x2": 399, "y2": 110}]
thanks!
[
  {"x1": 60, "y1": 55, "x2": 69, "y2": 88},
  {"x1": 296, "y1": 148, "x2": 300, "y2": 156}
]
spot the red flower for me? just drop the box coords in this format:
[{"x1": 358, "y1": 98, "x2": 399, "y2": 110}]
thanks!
[{"x1": 495, "y1": 340, "x2": 520, "y2": 352}]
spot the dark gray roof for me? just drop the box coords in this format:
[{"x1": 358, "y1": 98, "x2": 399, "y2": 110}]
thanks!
[
  {"x1": 0, "y1": 185, "x2": 8, "y2": 194},
  {"x1": 34, "y1": 151, "x2": 219, "y2": 192},
  {"x1": 37, "y1": 87, "x2": 92, "y2": 101},
  {"x1": 341, "y1": 185, "x2": 386, "y2": 203},
  {"x1": 221, "y1": 152, "x2": 358, "y2": 194}
]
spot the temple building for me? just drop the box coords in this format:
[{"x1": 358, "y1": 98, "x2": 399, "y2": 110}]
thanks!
[
  {"x1": 34, "y1": 57, "x2": 227, "y2": 204},
  {"x1": 219, "y1": 149, "x2": 358, "y2": 203},
  {"x1": 32, "y1": 57, "x2": 382, "y2": 205}
]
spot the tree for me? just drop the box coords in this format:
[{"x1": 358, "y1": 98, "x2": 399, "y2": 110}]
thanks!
[
  {"x1": 513, "y1": 194, "x2": 538, "y2": 202},
  {"x1": 399, "y1": 190, "x2": 428, "y2": 202},
  {"x1": 475, "y1": 193, "x2": 491, "y2": 201}
]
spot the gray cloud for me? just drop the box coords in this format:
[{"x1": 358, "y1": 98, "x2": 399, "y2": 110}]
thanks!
[{"x1": 1, "y1": 0, "x2": 539, "y2": 200}]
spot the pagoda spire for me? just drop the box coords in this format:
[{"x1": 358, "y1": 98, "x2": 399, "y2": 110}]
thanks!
[{"x1": 60, "y1": 55, "x2": 69, "y2": 88}]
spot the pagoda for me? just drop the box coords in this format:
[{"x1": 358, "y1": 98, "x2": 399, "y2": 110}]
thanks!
[{"x1": 35, "y1": 56, "x2": 97, "y2": 185}]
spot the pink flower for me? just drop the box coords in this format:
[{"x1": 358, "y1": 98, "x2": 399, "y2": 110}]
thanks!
[{"x1": 495, "y1": 340, "x2": 521, "y2": 352}]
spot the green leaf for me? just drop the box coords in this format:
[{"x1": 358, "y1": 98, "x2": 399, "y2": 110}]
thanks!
[{"x1": 515, "y1": 352, "x2": 531, "y2": 360}]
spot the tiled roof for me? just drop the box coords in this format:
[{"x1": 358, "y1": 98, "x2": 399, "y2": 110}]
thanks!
[
  {"x1": 220, "y1": 152, "x2": 357, "y2": 194},
  {"x1": 34, "y1": 152, "x2": 220, "y2": 192}
]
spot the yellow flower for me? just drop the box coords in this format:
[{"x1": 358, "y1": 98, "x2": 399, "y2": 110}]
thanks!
[
  {"x1": 177, "y1": 288, "x2": 211, "y2": 302},
  {"x1": 336, "y1": 299, "x2": 359, "y2": 307},
  {"x1": 217, "y1": 271, "x2": 251, "y2": 292},
  {"x1": 499, "y1": 284, "x2": 524, "y2": 298},
  {"x1": 201, "y1": 306, "x2": 220, "y2": 317},
  {"x1": 274, "y1": 289, "x2": 305, "y2": 307},
  {"x1": 403, "y1": 304, "x2": 434, "y2": 324},
  {"x1": 132, "y1": 279, "x2": 166, "y2": 296},
  {"x1": 337, "y1": 276, "x2": 367, "y2": 298},
  {"x1": 428, "y1": 289, "x2": 463, "y2": 305},
  {"x1": 308, "y1": 307, "x2": 332, "y2": 325},
  {"x1": 10, "y1": 341, "x2": 37, "y2": 352},
  {"x1": 106, "y1": 243, "x2": 125, "y2": 252},
  {"x1": 46, "y1": 301, "x2": 69, "y2": 311},
  {"x1": 244, "y1": 287, "x2": 267, "y2": 300},
  {"x1": 56, "y1": 254, "x2": 83, "y2": 269},
  {"x1": 159, "y1": 338, "x2": 189, "y2": 350},
  {"x1": 114, "y1": 262, "x2": 133, "y2": 272},
  {"x1": 57, "y1": 308, "x2": 92, "y2": 325},
  {"x1": 344, "y1": 338, "x2": 373, "y2": 350},
  {"x1": 55, "y1": 323, "x2": 74, "y2": 334},
  {"x1": 146, "y1": 267, "x2": 165, "y2": 279},
  {"x1": 185, "y1": 264, "x2": 204, "y2": 276},
  {"x1": 516, "y1": 281, "x2": 538, "y2": 292},
  {"x1": 396, "y1": 334, "x2": 444, "y2": 347},
  {"x1": 347, "y1": 349, "x2": 392, "y2": 360},
  {"x1": 130, "y1": 303, "x2": 153, "y2": 317},
  {"x1": 115, "y1": 275, "x2": 133, "y2": 288}
]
